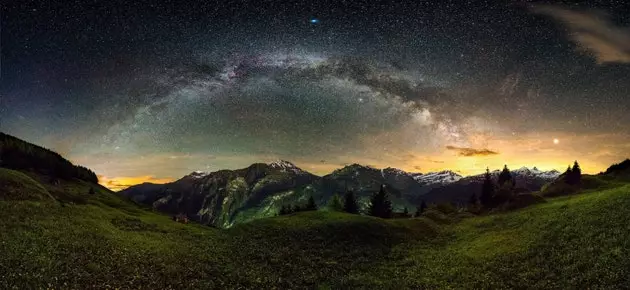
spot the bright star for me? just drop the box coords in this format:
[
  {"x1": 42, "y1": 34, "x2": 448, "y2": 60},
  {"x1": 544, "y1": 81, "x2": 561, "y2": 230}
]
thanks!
[
  {"x1": 310, "y1": 18, "x2": 319, "y2": 24},
  {"x1": 553, "y1": 138, "x2": 560, "y2": 145}
]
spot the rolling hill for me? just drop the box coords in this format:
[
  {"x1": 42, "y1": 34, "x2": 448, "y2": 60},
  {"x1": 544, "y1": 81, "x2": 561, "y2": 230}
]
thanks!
[{"x1": 2, "y1": 132, "x2": 630, "y2": 288}]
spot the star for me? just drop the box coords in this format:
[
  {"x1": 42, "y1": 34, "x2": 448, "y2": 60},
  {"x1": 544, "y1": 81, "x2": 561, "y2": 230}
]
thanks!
[{"x1": 310, "y1": 18, "x2": 319, "y2": 24}]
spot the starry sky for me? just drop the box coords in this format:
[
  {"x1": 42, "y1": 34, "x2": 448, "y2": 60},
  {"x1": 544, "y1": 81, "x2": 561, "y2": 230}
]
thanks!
[{"x1": 2, "y1": 0, "x2": 630, "y2": 190}]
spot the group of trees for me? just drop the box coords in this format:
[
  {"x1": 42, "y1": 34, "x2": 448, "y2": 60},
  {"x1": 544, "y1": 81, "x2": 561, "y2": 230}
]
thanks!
[
  {"x1": 0, "y1": 132, "x2": 98, "y2": 183},
  {"x1": 479, "y1": 165, "x2": 517, "y2": 207},
  {"x1": 279, "y1": 195, "x2": 319, "y2": 215},
  {"x1": 329, "y1": 185, "x2": 427, "y2": 219},
  {"x1": 327, "y1": 190, "x2": 360, "y2": 214},
  {"x1": 281, "y1": 161, "x2": 586, "y2": 218},
  {"x1": 477, "y1": 162, "x2": 582, "y2": 208},
  {"x1": 563, "y1": 161, "x2": 582, "y2": 185}
]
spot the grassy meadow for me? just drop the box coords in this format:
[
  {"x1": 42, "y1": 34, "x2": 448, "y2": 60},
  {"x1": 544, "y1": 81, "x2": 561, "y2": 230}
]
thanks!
[{"x1": 1, "y1": 167, "x2": 629, "y2": 288}]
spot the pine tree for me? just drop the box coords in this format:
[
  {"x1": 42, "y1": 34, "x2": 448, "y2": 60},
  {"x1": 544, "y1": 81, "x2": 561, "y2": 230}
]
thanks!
[
  {"x1": 279, "y1": 205, "x2": 287, "y2": 215},
  {"x1": 570, "y1": 160, "x2": 582, "y2": 184},
  {"x1": 293, "y1": 204, "x2": 302, "y2": 213},
  {"x1": 343, "y1": 190, "x2": 359, "y2": 214},
  {"x1": 563, "y1": 165, "x2": 572, "y2": 183},
  {"x1": 305, "y1": 195, "x2": 318, "y2": 211},
  {"x1": 480, "y1": 168, "x2": 495, "y2": 207},
  {"x1": 327, "y1": 194, "x2": 344, "y2": 212},
  {"x1": 468, "y1": 192, "x2": 478, "y2": 205},
  {"x1": 415, "y1": 200, "x2": 427, "y2": 217},
  {"x1": 368, "y1": 185, "x2": 393, "y2": 218},
  {"x1": 403, "y1": 207, "x2": 409, "y2": 217},
  {"x1": 498, "y1": 165, "x2": 514, "y2": 187}
]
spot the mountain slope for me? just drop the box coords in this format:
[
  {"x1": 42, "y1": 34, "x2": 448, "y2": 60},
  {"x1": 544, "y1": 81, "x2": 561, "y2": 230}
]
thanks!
[
  {"x1": 121, "y1": 162, "x2": 465, "y2": 228},
  {"x1": 0, "y1": 132, "x2": 98, "y2": 183},
  {"x1": 121, "y1": 161, "x2": 320, "y2": 228},
  {"x1": 420, "y1": 167, "x2": 560, "y2": 204},
  {"x1": 358, "y1": 180, "x2": 630, "y2": 288},
  {"x1": 0, "y1": 168, "x2": 54, "y2": 201},
  {"x1": 123, "y1": 163, "x2": 558, "y2": 227}
]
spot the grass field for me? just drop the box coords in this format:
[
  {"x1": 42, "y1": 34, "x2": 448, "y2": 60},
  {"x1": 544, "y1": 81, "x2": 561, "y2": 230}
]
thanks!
[{"x1": 1, "y1": 169, "x2": 629, "y2": 288}]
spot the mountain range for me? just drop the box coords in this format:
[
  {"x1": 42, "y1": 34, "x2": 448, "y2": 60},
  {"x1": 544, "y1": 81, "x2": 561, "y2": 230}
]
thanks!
[{"x1": 120, "y1": 160, "x2": 560, "y2": 227}]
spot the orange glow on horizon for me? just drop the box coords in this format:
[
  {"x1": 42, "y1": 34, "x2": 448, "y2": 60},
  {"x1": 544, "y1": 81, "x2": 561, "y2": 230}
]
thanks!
[{"x1": 99, "y1": 175, "x2": 175, "y2": 192}]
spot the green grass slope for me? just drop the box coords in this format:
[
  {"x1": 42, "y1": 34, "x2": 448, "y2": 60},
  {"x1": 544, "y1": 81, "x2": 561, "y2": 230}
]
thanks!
[
  {"x1": 356, "y1": 182, "x2": 630, "y2": 288},
  {"x1": 1, "y1": 171, "x2": 629, "y2": 288},
  {"x1": 0, "y1": 168, "x2": 54, "y2": 201}
]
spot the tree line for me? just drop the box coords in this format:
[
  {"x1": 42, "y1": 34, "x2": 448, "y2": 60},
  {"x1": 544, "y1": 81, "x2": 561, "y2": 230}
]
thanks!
[
  {"x1": 278, "y1": 161, "x2": 584, "y2": 219},
  {"x1": 0, "y1": 132, "x2": 98, "y2": 183},
  {"x1": 476, "y1": 161, "x2": 582, "y2": 208}
]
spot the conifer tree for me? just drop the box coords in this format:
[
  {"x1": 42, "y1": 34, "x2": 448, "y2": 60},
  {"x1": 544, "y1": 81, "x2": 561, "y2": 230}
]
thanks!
[
  {"x1": 498, "y1": 165, "x2": 514, "y2": 187},
  {"x1": 279, "y1": 205, "x2": 287, "y2": 215},
  {"x1": 368, "y1": 185, "x2": 393, "y2": 218},
  {"x1": 305, "y1": 195, "x2": 318, "y2": 211},
  {"x1": 570, "y1": 160, "x2": 582, "y2": 184},
  {"x1": 293, "y1": 204, "x2": 302, "y2": 213},
  {"x1": 327, "y1": 194, "x2": 344, "y2": 212},
  {"x1": 468, "y1": 192, "x2": 479, "y2": 205},
  {"x1": 415, "y1": 200, "x2": 427, "y2": 217},
  {"x1": 480, "y1": 168, "x2": 495, "y2": 207},
  {"x1": 343, "y1": 190, "x2": 359, "y2": 214},
  {"x1": 403, "y1": 207, "x2": 409, "y2": 217}
]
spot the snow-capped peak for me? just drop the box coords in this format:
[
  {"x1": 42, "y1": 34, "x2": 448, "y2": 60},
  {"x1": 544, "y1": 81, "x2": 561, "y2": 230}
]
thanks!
[
  {"x1": 381, "y1": 167, "x2": 412, "y2": 178},
  {"x1": 268, "y1": 160, "x2": 305, "y2": 174},
  {"x1": 413, "y1": 170, "x2": 463, "y2": 185},
  {"x1": 511, "y1": 166, "x2": 560, "y2": 179},
  {"x1": 187, "y1": 170, "x2": 210, "y2": 179}
]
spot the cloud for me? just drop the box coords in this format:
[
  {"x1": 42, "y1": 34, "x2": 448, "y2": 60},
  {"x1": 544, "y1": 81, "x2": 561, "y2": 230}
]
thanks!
[
  {"x1": 531, "y1": 5, "x2": 630, "y2": 64},
  {"x1": 446, "y1": 146, "x2": 499, "y2": 157}
]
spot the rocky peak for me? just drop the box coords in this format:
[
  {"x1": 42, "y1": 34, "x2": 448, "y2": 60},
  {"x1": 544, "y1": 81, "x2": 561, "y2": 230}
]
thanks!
[
  {"x1": 268, "y1": 160, "x2": 305, "y2": 174},
  {"x1": 412, "y1": 170, "x2": 463, "y2": 185},
  {"x1": 186, "y1": 170, "x2": 210, "y2": 179}
]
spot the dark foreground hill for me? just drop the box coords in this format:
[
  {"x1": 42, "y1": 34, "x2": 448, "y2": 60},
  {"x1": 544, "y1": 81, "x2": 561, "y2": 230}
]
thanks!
[{"x1": 2, "y1": 166, "x2": 630, "y2": 288}]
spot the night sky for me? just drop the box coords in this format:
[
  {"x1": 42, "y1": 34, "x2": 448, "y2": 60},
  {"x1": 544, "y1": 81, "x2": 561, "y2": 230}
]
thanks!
[{"x1": 2, "y1": 0, "x2": 630, "y2": 190}]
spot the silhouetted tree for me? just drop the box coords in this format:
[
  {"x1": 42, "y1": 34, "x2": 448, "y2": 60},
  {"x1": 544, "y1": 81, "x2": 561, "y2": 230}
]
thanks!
[
  {"x1": 327, "y1": 194, "x2": 344, "y2": 212},
  {"x1": 498, "y1": 165, "x2": 514, "y2": 187},
  {"x1": 468, "y1": 192, "x2": 479, "y2": 205},
  {"x1": 415, "y1": 200, "x2": 427, "y2": 217},
  {"x1": 368, "y1": 185, "x2": 393, "y2": 218},
  {"x1": 343, "y1": 190, "x2": 359, "y2": 214},
  {"x1": 480, "y1": 168, "x2": 495, "y2": 207},
  {"x1": 570, "y1": 160, "x2": 582, "y2": 184},
  {"x1": 279, "y1": 205, "x2": 288, "y2": 215},
  {"x1": 403, "y1": 207, "x2": 409, "y2": 217},
  {"x1": 305, "y1": 195, "x2": 318, "y2": 211},
  {"x1": 563, "y1": 165, "x2": 572, "y2": 182},
  {"x1": 293, "y1": 204, "x2": 302, "y2": 213}
]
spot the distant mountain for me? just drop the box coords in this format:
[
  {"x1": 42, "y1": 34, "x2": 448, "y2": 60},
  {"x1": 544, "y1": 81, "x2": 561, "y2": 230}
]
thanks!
[
  {"x1": 121, "y1": 161, "x2": 320, "y2": 228},
  {"x1": 412, "y1": 170, "x2": 463, "y2": 185},
  {"x1": 419, "y1": 167, "x2": 560, "y2": 205},
  {"x1": 121, "y1": 162, "x2": 468, "y2": 227},
  {"x1": 120, "y1": 159, "x2": 562, "y2": 228}
]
